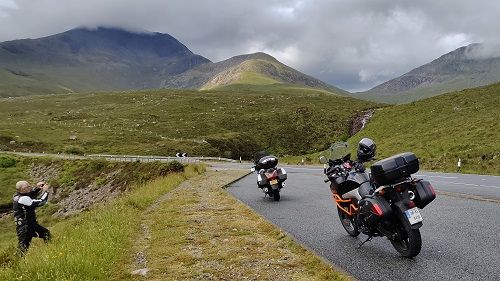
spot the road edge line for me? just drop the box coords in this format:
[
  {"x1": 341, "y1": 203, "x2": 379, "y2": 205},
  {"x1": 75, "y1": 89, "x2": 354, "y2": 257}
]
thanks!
[{"x1": 436, "y1": 190, "x2": 500, "y2": 204}]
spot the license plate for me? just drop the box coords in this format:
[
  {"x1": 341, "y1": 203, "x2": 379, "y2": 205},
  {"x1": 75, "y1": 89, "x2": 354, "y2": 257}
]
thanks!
[
  {"x1": 405, "y1": 207, "x2": 423, "y2": 225},
  {"x1": 270, "y1": 179, "x2": 278, "y2": 185}
]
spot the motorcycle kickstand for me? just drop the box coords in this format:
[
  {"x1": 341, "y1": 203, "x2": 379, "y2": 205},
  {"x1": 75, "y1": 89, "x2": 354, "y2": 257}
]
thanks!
[{"x1": 358, "y1": 235, "x2": 373, "y2": 248}]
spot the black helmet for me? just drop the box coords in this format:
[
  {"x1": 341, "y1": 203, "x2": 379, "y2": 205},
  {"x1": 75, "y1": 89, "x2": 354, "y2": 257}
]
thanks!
[{"x1": 357, "y1": 138, "x2": 376, "y2": 161}]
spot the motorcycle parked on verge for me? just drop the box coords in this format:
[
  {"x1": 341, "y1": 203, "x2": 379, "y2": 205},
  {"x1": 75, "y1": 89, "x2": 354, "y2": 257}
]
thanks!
[
  {"x1": 320, "y1": 139, "x2": 436, "y2": 258},
  {"x1": 251, "y1": 152, "x2": 287, "y2": 201}
]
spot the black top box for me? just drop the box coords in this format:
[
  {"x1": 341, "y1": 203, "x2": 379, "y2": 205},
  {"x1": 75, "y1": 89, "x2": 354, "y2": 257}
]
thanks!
[
  {"x1": 371, "y1": 152, "x2": 419, "y2": 186},
  {"x1": 256, "y1": 155, "x2": 278, "y2": 170}
]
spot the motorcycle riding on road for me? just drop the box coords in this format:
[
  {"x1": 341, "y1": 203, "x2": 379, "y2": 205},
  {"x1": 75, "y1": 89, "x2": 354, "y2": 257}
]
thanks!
[
  {"x1": 251, "y1": 151, "x2": 287, "y2": 201},
  {"x1": 320, "y1": 139, "x2": 436, "y2": 258}
]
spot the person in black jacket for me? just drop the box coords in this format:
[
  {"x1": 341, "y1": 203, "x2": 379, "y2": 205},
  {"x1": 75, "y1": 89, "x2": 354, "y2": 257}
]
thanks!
[{"x1": 13, "y1": 180, "x2": 51, "y2": 254}]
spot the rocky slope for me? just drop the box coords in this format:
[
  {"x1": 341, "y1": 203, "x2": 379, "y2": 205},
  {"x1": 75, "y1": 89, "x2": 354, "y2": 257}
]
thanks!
[
  {"x1": 0, "y1": 27, "x2": 211, "y2": 96},
  {"x1": 163, "y1": 52, "x2": 348, "y2": 95},
  {"x1": 356, "y1": 43, "x2": 500, "y2": 103},
  {"x1": 0, "y1": 27, "x2": 346, "y2": 97}
]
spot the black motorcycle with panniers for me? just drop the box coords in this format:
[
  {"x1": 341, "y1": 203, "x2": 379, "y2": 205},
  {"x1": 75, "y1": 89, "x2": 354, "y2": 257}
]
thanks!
[
  {"x1": 251, "y1": 152, "x2": 287, "y2": 201},
  {"x1": 320, "y1": 139, "x2": 436, "y2": 258}
]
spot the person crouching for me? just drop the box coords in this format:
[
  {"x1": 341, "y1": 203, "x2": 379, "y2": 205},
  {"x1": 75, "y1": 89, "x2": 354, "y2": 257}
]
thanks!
[{"x1": 13, "y1": 181, "x2": 51, "y2": 254}]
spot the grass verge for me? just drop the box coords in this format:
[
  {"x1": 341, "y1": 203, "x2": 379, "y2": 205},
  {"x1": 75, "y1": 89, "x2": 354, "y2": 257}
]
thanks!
[
  {"x1": 0, "y1": 164, "x2": 206, "y2": 280},
  {"x1": 115, "y1": 170, "x2": 350, "y2": 280}
]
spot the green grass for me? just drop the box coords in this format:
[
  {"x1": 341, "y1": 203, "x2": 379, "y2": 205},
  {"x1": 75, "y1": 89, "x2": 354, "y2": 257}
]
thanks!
[
  {"x1": 114, "y1": 170, "x2": 349, "y2": 280},
  {"x1": 0, "y1": 88, "x2": 376, "y2": 159},
  {"x1": 0, "y1": 156, "x2": 30, "y2": 207},
  {"x1": 0, "y1": 155, "x2": 184, "y2": 207},
  {"x1": 0, "y1": 155, "x2": 189, "y2": 266},
  {"x1": 0, "y1": 68, "x2": 69, "y2": 98},
  {"x1": 349, "y1": 82, "x2": 500, "y2": 174},
  {"x1": 234, "y1": 70, "x2": 280, "y2": 85},
  {"x1": 0, "y1": 164, "x2": 205, "y2": 280}
]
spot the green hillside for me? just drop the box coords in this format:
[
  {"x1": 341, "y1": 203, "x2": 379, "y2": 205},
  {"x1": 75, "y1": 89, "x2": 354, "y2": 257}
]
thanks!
[
  {"x1": 0, "y1": 68, "x2": 70, "y2": 97},
  {"x1": 349, "y1": 82, "x2": 500, "y2": 174},
  {"x1": 199, "y1": 56, "x2": 348, "y2": 95},
  {"x1": 0, "y1": 27, "x2": 211, "y2": 97},
  {"x1": 0, "y1": 88, "x2": 376, "y2": 158},
  {"x1": 1, "y1": 28, "x2": 348, "y2": 98}
]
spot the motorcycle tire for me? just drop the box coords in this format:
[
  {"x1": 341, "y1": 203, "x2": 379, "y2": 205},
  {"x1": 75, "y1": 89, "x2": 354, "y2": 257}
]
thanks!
[
  {"x1": 390, "y1": 226, "x2": 422, "y2": 258},
  {"x1": 337, "y1": 207, "x2": 360, "y2": 237},
  {"x1": 273, "y1": 188, "x2": 280, "y2": 201}
]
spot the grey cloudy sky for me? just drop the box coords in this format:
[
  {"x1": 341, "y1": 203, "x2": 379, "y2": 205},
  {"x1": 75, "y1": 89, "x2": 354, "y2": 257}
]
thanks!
[{"x1": 1, "y1": 0, "x2": 499, "y2": 92}]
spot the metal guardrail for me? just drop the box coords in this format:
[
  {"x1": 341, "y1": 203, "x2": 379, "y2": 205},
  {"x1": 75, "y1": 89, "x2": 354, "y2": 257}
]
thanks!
[
  {"x1": 87, "y1": 155, "x2": 237, "y2": 163},
  {"x1": 86, "y1": 154, "x2": 200, "y2": 163},
  {"x1": 0, "y1": 151, "x2": 238, "y2": 163}
]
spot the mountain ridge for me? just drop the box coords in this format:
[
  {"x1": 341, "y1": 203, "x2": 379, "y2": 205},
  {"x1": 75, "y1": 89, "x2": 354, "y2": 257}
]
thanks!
[
  {"x1": 354, "y1": 43, "x2": 500, "y2": 103},
  {"x1": 0, "y1": 27, "x2": 346, "y2": 97},
  {"x1": 163, "y1": 52, "x2": 348, "y2": 95}
]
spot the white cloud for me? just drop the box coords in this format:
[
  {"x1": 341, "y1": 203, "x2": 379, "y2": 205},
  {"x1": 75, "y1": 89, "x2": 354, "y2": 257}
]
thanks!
[
  {"x1": 0, "y1": 0, "x2": 17, "y2": 17},
  {"x1": 438, "y1": 33, "x2": 471, "y2": 51},
  {"x1": 0, "y1": 0, "x2": 17, "y2": 9},
  {"x1": 0, "y1": 0, "x2": 498, "y2": 91}
]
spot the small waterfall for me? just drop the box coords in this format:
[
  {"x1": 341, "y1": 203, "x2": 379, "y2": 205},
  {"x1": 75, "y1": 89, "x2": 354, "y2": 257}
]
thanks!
[{"x1": 350, "y1": 109, "x2": 375, "y2": 136}]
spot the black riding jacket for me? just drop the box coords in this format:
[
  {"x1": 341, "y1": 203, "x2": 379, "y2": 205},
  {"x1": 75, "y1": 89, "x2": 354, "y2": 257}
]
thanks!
[{"x1": 13, "y1": 188, "x2": 49, "y2": 227}]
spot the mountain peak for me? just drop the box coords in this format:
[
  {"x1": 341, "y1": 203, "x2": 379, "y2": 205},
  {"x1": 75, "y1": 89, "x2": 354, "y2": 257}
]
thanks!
[
  {"x1": 49, "y1": 26, "x2": 194, "y2": 58},
  {"x1": 357, "y1": 43, "x2": 500, "y2": 103},
  {"x1": 0, "y1": 27, "x2": 345, "y2": 97},
  {"x1": 241, "y1": 52, "x2": 277, "y2": 61},
  {"x1": 0, "y1": 26, "x2": 211, "y2": 95}
]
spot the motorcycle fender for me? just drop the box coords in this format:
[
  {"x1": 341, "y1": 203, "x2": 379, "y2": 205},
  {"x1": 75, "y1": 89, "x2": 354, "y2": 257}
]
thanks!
[
  {"x1": 271, "y1": 184, "x2": 279, "y2": 190},
  {"x1": 392, "y1": 201, "x2": 422, "y2": 231},
  {"x1": 410, "y1": 221, "x2": 423, "y2": 230}
]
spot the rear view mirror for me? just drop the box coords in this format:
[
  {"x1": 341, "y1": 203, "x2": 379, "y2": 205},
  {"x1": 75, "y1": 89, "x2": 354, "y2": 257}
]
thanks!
[
  {"x1": 319, "y1": 156, "x2": 328, "y2": 164},
  {"x1": 250, "y1": 167, "x2": 256, "y2": 172}
]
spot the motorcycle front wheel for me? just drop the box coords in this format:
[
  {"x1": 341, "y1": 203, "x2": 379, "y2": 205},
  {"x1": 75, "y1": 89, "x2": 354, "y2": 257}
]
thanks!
[
  {"x1": 390, "y1": 226, "x2": 422, "y2": 258},
  {"x1": 337, "y1": 207, "x2": 359, "y2": 237}
]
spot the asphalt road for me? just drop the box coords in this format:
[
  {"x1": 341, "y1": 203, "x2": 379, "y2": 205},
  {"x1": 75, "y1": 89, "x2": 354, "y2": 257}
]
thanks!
[{"x1": 227, "y1": 166, "x2": 500, "y2": 281}]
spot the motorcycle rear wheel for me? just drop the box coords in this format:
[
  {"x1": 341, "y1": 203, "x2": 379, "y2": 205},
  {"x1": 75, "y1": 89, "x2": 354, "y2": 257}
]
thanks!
[
  {"x1": 337, "y1": 207, "x2": 360, "y2": 237},
  {"x1": 390, "y1": 227, "x2": 422, "y2": 258},
  {"x1": 272, "y1": 188, "x2": 280, "y2": 201}
]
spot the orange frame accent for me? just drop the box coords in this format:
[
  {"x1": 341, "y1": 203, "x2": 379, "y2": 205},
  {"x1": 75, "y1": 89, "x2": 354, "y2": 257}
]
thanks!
[{"x1": 333, "y1": 194, "x2": 359, "y2": 216}]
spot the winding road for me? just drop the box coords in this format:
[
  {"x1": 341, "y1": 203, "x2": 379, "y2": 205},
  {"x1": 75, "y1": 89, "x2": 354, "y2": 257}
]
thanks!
[{"x1": 227, "y1": 166, "x2": 500, "y2": 281}]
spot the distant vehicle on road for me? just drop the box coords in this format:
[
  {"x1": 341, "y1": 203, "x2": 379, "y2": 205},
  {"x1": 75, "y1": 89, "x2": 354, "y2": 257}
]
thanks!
[{"x1": 251, "y1": 152, "x2": 287, "y2": 201}]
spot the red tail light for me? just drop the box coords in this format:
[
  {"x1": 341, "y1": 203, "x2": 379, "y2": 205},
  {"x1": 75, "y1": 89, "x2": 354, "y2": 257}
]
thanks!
[
  {"x1": 371, "y1": 204, "x2": 384, "y2": 216},
  {"x1": 265, "y1": 170, "x2": 278, "y2": 180},
  {"x1": 408, "y1": 200, "x2": 416, "y2": 208}
]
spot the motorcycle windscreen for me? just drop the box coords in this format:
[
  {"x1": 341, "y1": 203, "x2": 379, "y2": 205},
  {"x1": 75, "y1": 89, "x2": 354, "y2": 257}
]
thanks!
[{"x1": 328, "y1": 142, "x2": 351, "y2": 162}]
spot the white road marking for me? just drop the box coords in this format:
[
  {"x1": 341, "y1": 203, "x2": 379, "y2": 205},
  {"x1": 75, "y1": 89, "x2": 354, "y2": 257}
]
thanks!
[
  {"x1": 432, "y1": 180, "x2": 500, "y2": 189},
  {"x1": 285, "y1": 167, "x2": 322, "y2": 172},
  {"x1": 417, "y1": 174, "x2": 457, "y2": 179}
]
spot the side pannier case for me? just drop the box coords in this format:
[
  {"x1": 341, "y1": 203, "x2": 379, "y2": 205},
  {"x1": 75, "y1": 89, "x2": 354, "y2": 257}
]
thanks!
[
  {"x1": 411, "y1": 180, "x2": 436, "y2": 209},
  {"x1": 277, "y1": 168, "x2": 287, "y2": 181},
  {"x1": 257, "y1": 172, "x2": 268, "y2": 186},
  {"x1": 371, "y1": 152, "x2": 419, "y2": 186},
  {"x1": 359, "y1": 197, "x2": 392, "y2": 226}
]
